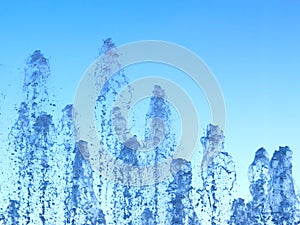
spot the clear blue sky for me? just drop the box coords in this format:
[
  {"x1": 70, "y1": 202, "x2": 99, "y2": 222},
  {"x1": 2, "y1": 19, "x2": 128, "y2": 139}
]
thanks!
[{"x1": 1, "y1": 0, "x2": 300, "y2": 199}]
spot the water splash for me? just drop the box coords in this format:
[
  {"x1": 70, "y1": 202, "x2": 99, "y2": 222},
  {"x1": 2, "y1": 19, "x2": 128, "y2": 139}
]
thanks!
[
  {"x1": 268, "y1": 146, "x2": 300, "y2": 224},
  {"x1": 230, "y1": 146, "x2": 300, "y2": 224},
  {"x1": 197, "y1": 124, "x2": 237, "y2": 224},
  {"x1": 1, "y1": 39, "x2": 300, "y2": 225},
  {"x1": 167, "y1": 159, "x2": 201, "y2": 224},
  {"x1": 5, "y1": 50, "x2": 58, "y2": 224}
]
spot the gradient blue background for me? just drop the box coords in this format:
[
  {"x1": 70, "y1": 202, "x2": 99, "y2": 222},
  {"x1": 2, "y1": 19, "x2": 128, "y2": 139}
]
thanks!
[{"x1": 0, "y1": 0, "x2": 299, "y2": 199}]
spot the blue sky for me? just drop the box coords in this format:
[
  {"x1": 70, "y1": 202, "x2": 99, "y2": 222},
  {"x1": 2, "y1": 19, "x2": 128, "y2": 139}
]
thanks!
[{"x1": 1, "y1": 0, "x2": 300, "y2": 198}]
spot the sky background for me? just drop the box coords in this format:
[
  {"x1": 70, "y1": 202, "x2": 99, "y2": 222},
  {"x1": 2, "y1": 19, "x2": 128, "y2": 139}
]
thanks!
[{"x1": 0, "y1": 0, "x2": 300, "y2": 199}]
